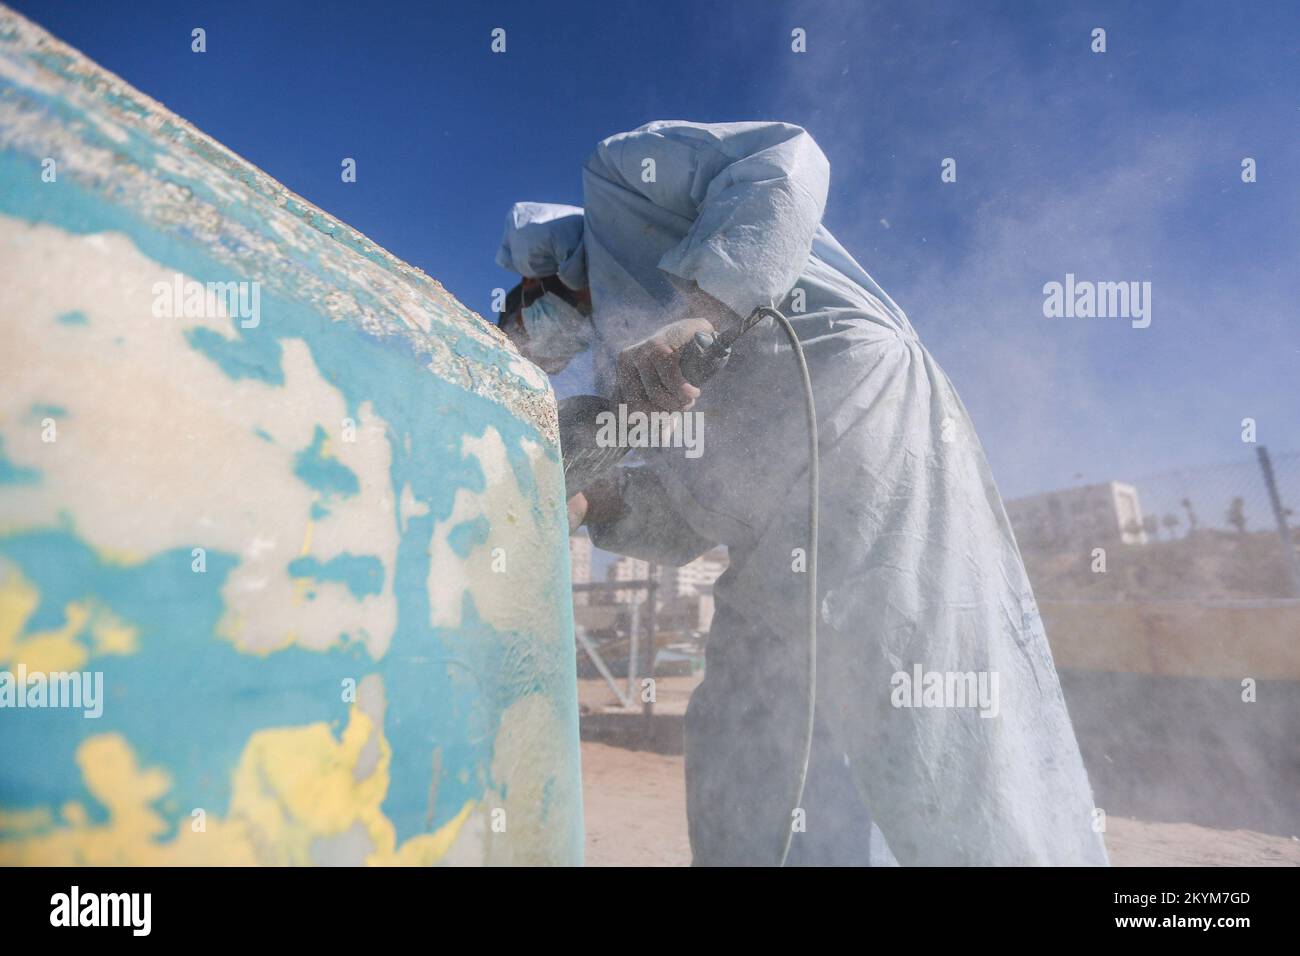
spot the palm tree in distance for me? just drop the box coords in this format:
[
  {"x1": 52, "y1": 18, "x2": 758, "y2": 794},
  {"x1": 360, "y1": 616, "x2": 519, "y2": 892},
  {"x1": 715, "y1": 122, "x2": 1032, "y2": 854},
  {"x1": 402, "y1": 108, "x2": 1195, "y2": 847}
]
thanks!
[{"x1": 1226, "y1": 496, "x2": 1247, "y2": 535}]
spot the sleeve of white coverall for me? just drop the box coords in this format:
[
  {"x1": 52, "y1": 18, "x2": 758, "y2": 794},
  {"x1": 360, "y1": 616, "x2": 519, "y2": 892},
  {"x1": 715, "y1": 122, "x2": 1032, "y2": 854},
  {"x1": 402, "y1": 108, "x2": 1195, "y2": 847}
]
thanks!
[
  {"x1": 585, "y1": 466, "x2": 716, "y2": 568},
  {"x1": 585, "y1": 121, "x2": 830, "y2": 318}
]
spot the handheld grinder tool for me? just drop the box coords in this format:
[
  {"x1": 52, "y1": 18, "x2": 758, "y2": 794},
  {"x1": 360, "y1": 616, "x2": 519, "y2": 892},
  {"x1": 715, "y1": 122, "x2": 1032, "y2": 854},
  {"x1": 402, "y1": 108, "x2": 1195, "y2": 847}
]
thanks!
[{"x1": 558, "y1": 305, "x2": 771, "y2": 496}]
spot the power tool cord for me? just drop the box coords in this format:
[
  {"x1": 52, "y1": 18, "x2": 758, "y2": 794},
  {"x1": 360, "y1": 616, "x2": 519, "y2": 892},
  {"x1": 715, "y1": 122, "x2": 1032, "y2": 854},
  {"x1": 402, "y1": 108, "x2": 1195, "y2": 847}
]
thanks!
[{"x1": 750, "y1": 307, "x2": 819, "y2": 868}]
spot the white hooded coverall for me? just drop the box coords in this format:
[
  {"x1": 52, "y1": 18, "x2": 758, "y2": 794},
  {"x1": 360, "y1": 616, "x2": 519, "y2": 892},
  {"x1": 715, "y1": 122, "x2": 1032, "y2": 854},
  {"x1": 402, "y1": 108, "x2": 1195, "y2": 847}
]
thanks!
[{"x1": 503, "y1": 121, "x2": 1108, "y2": 866}]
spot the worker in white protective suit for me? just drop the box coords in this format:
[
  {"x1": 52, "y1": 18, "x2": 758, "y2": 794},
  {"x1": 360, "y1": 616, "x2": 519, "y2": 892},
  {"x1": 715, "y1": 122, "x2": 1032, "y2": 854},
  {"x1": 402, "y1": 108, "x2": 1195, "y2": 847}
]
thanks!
[{"x1": 496, "y1": 121, "x2": 1109, "y2": 867}]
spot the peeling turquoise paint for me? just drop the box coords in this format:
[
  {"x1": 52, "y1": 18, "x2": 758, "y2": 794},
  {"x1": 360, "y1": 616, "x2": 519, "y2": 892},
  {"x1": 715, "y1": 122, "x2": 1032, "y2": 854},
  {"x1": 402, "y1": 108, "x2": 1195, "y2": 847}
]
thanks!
[
  {"x1": 288, "y1": 553, "x2": 384, "y2": 599},
  {"x1": 0, "y1": 527, "x2": 361, "y2": 836},
  {"x1": 293, "y1": 425, "x2": 360, "y2": 499},
  {"x1": 0, "y1": 5, "x2": 580, "y2": 866},
  {"x1": 184, "y1": 327, "x2": 285, "y2": 385},
  {"x1": 449, "y1": 517, "x2": 491, "y2": 559}
]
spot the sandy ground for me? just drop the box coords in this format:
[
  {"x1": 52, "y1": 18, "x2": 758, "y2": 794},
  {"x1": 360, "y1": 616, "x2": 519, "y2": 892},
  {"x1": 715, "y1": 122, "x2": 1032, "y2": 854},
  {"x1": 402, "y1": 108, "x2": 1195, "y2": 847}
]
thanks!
[
  {"x1": 577, "y1": 673, "x2": 697, "y2": 716},
  {"x1": 579, "y1": 739, "x2": 1300, "y2": 867}
]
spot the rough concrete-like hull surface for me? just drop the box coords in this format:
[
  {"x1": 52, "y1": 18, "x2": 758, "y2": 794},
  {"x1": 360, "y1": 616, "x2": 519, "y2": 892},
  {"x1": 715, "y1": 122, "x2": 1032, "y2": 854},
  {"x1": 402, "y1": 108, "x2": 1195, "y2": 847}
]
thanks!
[{"x1": 0, "y1": 4, "x2": 582, "y2": 865}]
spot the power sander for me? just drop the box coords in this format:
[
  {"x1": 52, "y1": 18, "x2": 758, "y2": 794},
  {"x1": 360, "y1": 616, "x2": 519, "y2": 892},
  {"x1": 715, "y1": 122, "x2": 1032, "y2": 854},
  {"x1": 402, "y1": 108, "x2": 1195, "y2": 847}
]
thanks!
[{"x1": 558, "y1": 305, "x2": 772, "y2": 496}]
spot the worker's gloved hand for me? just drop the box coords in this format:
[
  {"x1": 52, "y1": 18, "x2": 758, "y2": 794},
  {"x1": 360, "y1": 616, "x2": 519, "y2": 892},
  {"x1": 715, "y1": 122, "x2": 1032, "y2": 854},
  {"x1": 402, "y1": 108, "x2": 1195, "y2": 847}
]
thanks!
[
  {"x1": 614, "y1": 317, "x2": 709, "y2": 413},
  {"x1": 566, "y1": 472, "x2": 624, "y2": 535}
]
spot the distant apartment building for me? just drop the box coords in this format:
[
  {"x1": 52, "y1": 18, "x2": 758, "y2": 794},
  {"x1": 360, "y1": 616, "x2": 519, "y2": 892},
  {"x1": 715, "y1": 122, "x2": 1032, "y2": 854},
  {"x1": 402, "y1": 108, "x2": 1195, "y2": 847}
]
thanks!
[
  {"x1": 658, "y1": 546, "x2": 727, "y2": 633},
  {"x1": 1005, "y1": 481, "x2": 1146, "y2": 552},
  {"x1": 607, "y1": 554, "x2": 650, "y2": 604},
  {"x1": 659, "y1": 547, "x2": 727, "y2": 598},
  {"x1": 596, "y1": 547, "x2": 728, "y2": 632}
]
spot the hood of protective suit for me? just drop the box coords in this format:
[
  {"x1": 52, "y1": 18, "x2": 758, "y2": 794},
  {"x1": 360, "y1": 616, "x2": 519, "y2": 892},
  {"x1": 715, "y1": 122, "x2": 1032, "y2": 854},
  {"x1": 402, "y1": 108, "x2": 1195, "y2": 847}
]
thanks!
[{"x1": 496, "y1": 201, "x2": 588, "y2": 291}]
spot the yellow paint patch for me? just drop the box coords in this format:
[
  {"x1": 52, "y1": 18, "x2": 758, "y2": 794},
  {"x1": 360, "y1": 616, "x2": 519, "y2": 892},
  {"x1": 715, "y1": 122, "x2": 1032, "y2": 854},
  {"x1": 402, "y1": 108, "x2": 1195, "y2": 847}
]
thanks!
[
  {"x1": 7, "y1": 602, "x2": 90, "y2": 672},
  {"x1": 0, "y1": 733, "x2": 260, "y2": 866},
  {"x1": 0, "y1": 564, "x2": 40, "y2": 663},
  {"x1": 379, "y1": 800, "x2": 475, "y2": 866},
  {"x1": 93, "y1": 545, "x2": 147, "y2": 567},
  {"x1": 0, "y1": 563, "x2": 139, "y2": 671},
  {"x1": 0, "y1": 806, "x2": 55, "y2": 834},
  {"x1": 0, "y1": 694, "x2": 476, "y2": 866},
  {"x1": 90, "y1": 607, "x2": 139, "y2": 655}
]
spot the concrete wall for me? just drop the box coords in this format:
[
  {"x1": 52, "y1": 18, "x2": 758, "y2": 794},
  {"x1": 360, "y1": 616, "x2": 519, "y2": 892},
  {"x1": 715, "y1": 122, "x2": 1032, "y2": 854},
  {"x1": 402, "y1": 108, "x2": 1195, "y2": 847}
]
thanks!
[
  {"x1": 1042, "y1": 599, "x2": 1300, "y2": 680},
  {"x1": 0, "y1": 5, "x2": 582, "y2": 864}
]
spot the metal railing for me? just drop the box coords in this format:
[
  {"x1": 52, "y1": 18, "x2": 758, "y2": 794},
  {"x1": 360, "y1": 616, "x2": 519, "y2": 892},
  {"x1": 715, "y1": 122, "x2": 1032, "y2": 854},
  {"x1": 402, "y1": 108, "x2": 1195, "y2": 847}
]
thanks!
[{"x1": 572, "y1": 571, "x2": 658, "y2": 724}]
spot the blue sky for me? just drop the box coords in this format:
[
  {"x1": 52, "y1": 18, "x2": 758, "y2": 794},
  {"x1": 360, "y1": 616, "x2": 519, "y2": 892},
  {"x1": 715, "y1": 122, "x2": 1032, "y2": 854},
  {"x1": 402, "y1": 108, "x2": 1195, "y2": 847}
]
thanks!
[{"x1": 13, "y1": 0, "x2": 1299, "y2": 501}]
